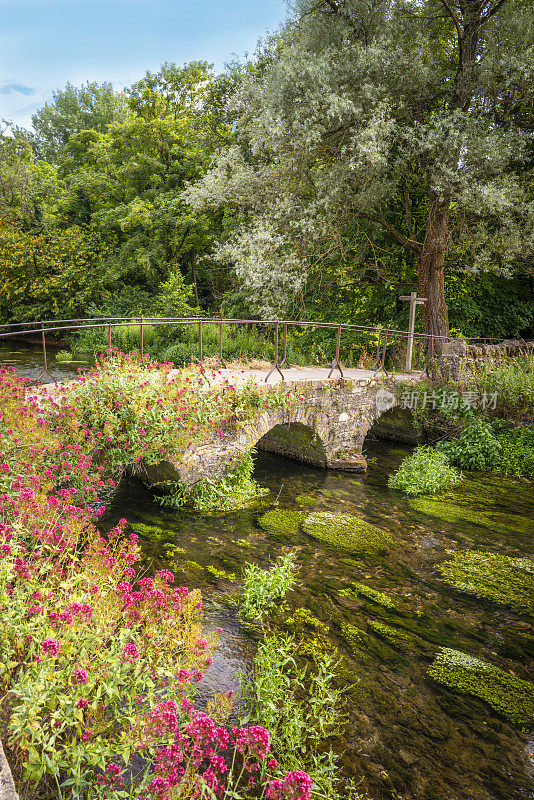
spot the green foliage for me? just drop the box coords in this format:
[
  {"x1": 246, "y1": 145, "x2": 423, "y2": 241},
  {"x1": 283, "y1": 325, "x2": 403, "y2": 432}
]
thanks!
[
  {"x1": 30, "y1": 80, "x2": 130, "y2": 162},
  {"x1": 462, "y1": 356, "x2": 534, "y2": 421},
  {"x1": 438, "y1": 550, "x2": 534, "y2": 613},
  {"x1": 302, "y1": 512, "x2": 394, "y2": 555},
  {"x1": 339, "y1": 583, "x2": 397, "y2": 610},
  {"x1": 428, "y1": 648, "x2": 534, "y2": 724},
  {"x1": 240, "y1": 552, "x2": 298, "y2": 621},
  {"x1": 158, "y1": 451, "x2": 267, "y2": 512},
  {"x1": 388, "y1": 447, "x2": 463, "y2": 496},
  {"x1": 437, "y1": 418, "x2": 502, "y2": 472},
  {"x1": 241, "y1": 635, "x2": 345, "y2": 800},
  {"x1": 258, "y1": 509, "x2": 306, "y2": 536},
  {"x1": 497, "y1": 424, "x2": 534, "y2": 478}
]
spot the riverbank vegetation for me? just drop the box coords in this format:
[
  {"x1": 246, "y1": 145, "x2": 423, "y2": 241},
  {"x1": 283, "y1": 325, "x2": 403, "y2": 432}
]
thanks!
[{"x1": 0, "y1": 361, "x2": 317, "y2": 799}]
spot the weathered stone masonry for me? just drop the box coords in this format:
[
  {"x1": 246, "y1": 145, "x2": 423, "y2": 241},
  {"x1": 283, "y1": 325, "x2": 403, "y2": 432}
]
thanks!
[{"x1": 139, "y1": 376, "x2": 394, "y2": 488}]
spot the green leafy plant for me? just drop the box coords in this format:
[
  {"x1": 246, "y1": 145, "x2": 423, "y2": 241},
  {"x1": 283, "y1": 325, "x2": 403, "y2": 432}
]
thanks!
[
  {"x1": 240, "y1": 552, "x2": 298, "y2": 621},
  {"x1": 241, "y1": 635, "x2": 345, "y2": 800},
  {"x1": 388, "y1": 447, "x2": 463, "y2": 496},
  {"x1": 437, "y1": 418, "x2": 501, "y2": 471}
]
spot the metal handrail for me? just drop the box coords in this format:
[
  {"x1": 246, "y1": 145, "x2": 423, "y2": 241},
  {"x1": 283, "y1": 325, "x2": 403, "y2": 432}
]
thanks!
[{"x1": 0, "y1": 315, "x2": 450, "y2": 385}]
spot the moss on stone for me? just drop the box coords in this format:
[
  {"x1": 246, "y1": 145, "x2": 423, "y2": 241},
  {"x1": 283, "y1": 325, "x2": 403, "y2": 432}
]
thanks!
[
  {"x1": 410, "y1": 497, "x2": 529, "y2": 535},
  {"x1": 302, "y1": 511, "x2": 394, "y2": 555},
  {"x1": 258, "y1": 509, "x2": 305, "y2": 536},
  {"x1": 428, "y1": 647, "x2": 534, "y2": 724},
  {"x1": 295, "y1": 494, "x2": 316, "y2": 506},
  {"x1": 339, "y1": 583, "x2": 397, "y2": 610},
  {"x1": 367, "y1": 619, "x2": 412, "y2": 644},
  {"x1": 438, "y1": 550, "x2": 534, "y2": 612}
]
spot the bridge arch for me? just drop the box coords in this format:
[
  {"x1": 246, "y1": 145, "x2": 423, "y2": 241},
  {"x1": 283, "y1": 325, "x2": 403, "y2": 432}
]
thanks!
[{"x1": 256, "y1": 422, "x2": 327, "y2": 467}]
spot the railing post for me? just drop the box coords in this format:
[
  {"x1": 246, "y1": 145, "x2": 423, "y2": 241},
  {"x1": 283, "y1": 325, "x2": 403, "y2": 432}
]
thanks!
[
  {"x1": 198, "y1": 320, "x2": 203, "y2": 364},
  {"x1": 328, "y1": 324, "x2": 344, "y2": 379},
  {"x1": 108, "y1": 323, "x2": 112, "y2": 351},
  {"x1": 42, "y1": 322, "x2": 47, "y2": 373},
  {"x1": 373, "y1": 328, "x2": 389, "y2": 377},
  {"x1": 265, "y1": 321, "x2": 284, "y2": 382},
  {"x1": 279, "y1": 322, "x2": 290, "y2": 368},
  {"x1": 36, "y1": 321, "x2": 56, "y2": 384},
  {"x1": 140, "y1": 317, "x2": 144, "y2": 358}
]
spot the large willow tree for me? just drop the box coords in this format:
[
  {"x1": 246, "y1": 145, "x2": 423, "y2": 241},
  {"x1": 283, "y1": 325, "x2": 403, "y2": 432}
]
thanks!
[{"x1": 187, "y1": 0, "x2": 534, "y2": 337}]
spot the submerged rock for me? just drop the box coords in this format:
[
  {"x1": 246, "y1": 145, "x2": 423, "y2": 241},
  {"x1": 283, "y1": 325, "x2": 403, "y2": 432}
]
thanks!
[{"x1": 302, "y1": 511, "x2": 394, "y2": 555}]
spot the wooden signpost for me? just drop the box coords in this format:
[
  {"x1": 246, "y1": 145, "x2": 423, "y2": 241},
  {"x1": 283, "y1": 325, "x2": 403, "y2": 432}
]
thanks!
[{"x1": 399, "y1": 291, "x2": 427, "y2": 372}]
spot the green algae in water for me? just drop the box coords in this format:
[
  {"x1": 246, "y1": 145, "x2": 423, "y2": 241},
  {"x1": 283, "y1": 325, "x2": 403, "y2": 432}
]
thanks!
[
  {"x1": 409, "y1": 496, "x2": 530, "y2": 535},
  {"x1": 438, "y1": 550, "x2": 534, "y2": 612},
  {"x1": 302, "y1": 512, "x2": 394, "y2": 555},
  {"x1": 341, "y1": 622, "x2": 367, "y2": 652},
  {"x1": 206, "y1": 565, "x2": 236, "y2": 582},
  {"x1": 295, "y1": 494, "x2": 316, "y2": 506},
  {"x1": 367, "y1": 619, "x2": 412, "y2": 645},
  {"x1": 285, "y1": 607, "x2": 328, "y2": 633},
  {"x1": 429, "y1": 648, "x2": 534, "y2": 724},
  {"x1": 339, "y1": 583, "x2": 397, "y2": 610},
  {"x1": 258, "y1": 509, "x2": 305, "y2": 536}
]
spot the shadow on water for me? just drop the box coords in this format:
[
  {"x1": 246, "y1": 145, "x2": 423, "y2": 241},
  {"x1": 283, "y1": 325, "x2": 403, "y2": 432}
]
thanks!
[{"x1": 99, "y1": 442, "x2": 534, "y2": 800}]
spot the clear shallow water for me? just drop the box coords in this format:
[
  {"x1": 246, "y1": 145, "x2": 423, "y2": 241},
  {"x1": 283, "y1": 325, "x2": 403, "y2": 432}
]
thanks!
[{"x1": 98, "y1": 445, "x2": 534, "y2": 800}]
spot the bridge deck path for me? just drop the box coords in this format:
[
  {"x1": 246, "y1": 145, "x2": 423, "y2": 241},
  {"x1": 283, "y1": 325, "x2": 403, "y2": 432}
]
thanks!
[{"x1": 189, "y1": 366, "x2": 414, "y2": 386}]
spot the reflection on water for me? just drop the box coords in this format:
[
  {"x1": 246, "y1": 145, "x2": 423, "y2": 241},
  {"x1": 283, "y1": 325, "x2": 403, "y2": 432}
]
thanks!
[
  {"x1": 0, "y1": 340, "x2": 90, "y2": 384},
  {"x1": 97, "y1": 444, "x2": 534, "y2": 800}
]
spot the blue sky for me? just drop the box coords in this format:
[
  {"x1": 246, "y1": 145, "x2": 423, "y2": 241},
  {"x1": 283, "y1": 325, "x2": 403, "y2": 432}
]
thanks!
[{"x1": 0, "y1": 0, "x2": 287, "y2": 129}]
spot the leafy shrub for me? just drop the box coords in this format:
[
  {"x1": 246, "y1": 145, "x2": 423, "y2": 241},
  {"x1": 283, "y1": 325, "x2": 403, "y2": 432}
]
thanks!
[
  {"x1": 157, "y1": 450, "x2": 268, "y2": 512},
  {"x1": 461, "y1": 354, "x2": 534, "y2": 420},
  {"x1": 240, "y1": 552, "x2": 298, "y2": 620},
  {"x1": 388, "y1": 446, "x2": 463, "y2": 496},
  {"x1": 437, "y1": 418, "x2": 501, "y2": 471},
  {"x1": 496, "y1": 424, "x2": 534, "y2": 478}
]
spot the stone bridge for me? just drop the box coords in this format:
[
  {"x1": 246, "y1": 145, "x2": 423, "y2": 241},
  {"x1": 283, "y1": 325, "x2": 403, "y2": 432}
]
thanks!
[{"x1": 139, "y1": 368, "x2": 400, "y2": 489}]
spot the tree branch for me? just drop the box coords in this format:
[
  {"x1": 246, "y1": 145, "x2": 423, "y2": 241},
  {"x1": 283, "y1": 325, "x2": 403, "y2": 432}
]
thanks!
[
  {"x1": 480, "y1": 0, "x2": 508, "y2": 23},
  {"x1": 357, "y1": 210, "x2": 423, "y2": 255}
]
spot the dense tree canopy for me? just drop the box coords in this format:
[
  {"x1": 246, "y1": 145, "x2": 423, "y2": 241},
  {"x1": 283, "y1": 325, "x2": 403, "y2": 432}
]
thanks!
[
  {"x1": 187, "y1": 0, "x2": 534, "y2": 337},
  {"x1": 0, "y1": 1, "x2": 533, "y2": 343}
]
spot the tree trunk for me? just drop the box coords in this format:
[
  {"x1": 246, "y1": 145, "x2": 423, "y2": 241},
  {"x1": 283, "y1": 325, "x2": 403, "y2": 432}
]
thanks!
[{"x1": 418, "y1": 191, "x2": 450, "y2": 343}]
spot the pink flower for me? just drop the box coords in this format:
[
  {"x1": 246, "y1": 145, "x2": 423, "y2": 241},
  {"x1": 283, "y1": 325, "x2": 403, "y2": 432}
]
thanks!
[
  {"x1": 77, "y1": 699, "x2": 88, "y2": 708},
  {"x1": 72, "y1": 668, "x2": 88, "y2": 684},
  {"x1": 122, "y1": 643, "x2": 140, "y2": 662},
  {"x1": 41, "y1": 638, "x2": 61, "y2": 656}
]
